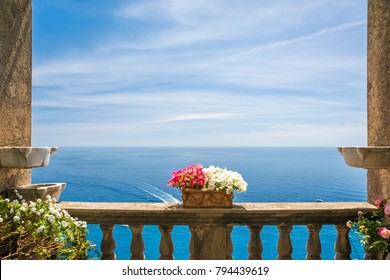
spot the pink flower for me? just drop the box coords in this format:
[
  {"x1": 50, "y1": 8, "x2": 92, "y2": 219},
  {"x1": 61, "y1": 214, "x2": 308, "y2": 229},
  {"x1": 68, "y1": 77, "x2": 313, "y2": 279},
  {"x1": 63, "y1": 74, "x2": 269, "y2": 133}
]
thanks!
[
  {"x1": 375, "y1": 197, "x2": 382, "y2": 208},
  {"x1": 378, "y1": 228, "x2": 390, "y2": 239},
  {"x1": 357, "y1": 211, "x2": 364, "y2": 216},
  {"x1": 384, "y1": 205, "x2": 390, "y2": 216},
  {"x1": 167, "y1": 164, "x2": 208, "y2": 189}
]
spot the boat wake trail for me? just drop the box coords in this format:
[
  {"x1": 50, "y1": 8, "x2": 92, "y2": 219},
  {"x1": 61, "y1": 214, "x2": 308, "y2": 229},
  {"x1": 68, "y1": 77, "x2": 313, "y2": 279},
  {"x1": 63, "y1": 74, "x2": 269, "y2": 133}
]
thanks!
[{"x1": 135, "y1": 183, "x2": 179, "y2": 203}]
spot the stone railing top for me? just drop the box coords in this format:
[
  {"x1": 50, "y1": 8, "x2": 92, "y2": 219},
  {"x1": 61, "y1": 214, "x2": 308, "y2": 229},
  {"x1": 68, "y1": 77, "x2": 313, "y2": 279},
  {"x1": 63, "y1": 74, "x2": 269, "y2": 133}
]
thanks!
[
  {"x1": 0, "y1": 147, "x2": 58, "y2": 169},
  {"x1": 60, "y1": 201, "x2": 375, "y2": 225},
  {"x1": 338, "y1": 146, "x2": 390, "y2": 169}
]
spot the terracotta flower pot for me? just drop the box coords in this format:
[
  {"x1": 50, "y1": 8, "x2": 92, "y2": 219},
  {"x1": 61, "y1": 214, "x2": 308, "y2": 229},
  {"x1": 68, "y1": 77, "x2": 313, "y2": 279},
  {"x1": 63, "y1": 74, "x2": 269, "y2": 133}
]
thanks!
[{"x1": 181, "y1": 188, "x2": 234, "y2": 208}]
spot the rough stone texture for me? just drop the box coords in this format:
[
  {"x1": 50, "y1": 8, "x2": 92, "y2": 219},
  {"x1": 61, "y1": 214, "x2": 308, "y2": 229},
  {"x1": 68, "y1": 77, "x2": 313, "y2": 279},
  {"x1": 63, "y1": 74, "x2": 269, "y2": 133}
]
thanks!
[
  {"x1": 367, "y1": 0, "x2": 390, "y2": 203},
  {"x1": 189, "y1": 225, "x2": 232, "y2": 260},
  {"x1": 0, "y1": 0, "x2": 32, "y2": 191}
]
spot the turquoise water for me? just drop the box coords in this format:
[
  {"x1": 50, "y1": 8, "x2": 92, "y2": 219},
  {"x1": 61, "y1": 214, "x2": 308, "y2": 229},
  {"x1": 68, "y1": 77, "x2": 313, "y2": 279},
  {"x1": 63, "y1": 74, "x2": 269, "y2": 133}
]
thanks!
[{"x1": 32, "y1": 147, "x2": 367, "y2": 259}]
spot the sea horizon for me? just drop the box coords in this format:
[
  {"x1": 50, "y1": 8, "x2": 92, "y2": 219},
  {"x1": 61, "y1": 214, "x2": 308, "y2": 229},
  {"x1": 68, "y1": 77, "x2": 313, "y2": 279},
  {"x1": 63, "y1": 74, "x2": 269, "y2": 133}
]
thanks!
[{"x1": 33, "y1": 146, "x2": 367, "y2": 260}]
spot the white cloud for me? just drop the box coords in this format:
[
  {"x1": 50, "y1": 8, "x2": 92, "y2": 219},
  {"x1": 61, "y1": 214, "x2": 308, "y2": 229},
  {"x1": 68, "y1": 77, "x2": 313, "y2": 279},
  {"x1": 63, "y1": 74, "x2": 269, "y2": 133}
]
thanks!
[
  {"x1": 32, "y1": 0, "x2": 367, "y2": 146},
  {"x1": 148, "y1": 113, "x2": 236, "y2": 124}
]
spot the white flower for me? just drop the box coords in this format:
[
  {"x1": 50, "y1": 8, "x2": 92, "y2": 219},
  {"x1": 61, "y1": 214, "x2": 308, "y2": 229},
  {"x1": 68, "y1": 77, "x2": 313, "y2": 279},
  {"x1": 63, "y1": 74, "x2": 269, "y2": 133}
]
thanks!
[
  {"x1": 29, "y1": 201, "x2": 36, "y2": 208},
  {"x1": 36, "y1": 225, "x2": 45, "y2": 233},
  {"x1": 45, "y1": 214, "x2": 55, "y2": 224},
  {"x1": 46, "y1": 195, "x2": 52, "y2": 201},
  {"x1": 52, "y1": 197, "x2": 57, "y2": 203},
  {"x1": 13, "y1": 189, "x2": 18, "y2": 194},
  {"x1": 4, "y1": 198, "x2": 10, "y2": 203},
  {"x1": 62, "y1": 210, "x2": 70, "y2": 218},
  {"x1": 39, "y1": 209, "x2": 44, "y2": 214},
  {"x1": 61, "y1": 221, "x2": 69, "y2": 228},
  {"x1": 36, "y1": 199, "x2": 42, "y2": 203},
  {"x1": 12, "y1": 199, "x2": 19, "y2": 204},
  {"x1": 0, "y1": 217, "x2": 3, "y2": 223},
  {"x1": 203, "y1": 166, "x2": 248, "y2": 193},
  {"x1": 9, "y1": 208, "x2": 14, "y2": 214},
  {"x1": 20, "y1": 206, "x2": 26, "y2": 212},
  {"x1": 13, "y1": 216, "x2": 20, "y2": 222}
]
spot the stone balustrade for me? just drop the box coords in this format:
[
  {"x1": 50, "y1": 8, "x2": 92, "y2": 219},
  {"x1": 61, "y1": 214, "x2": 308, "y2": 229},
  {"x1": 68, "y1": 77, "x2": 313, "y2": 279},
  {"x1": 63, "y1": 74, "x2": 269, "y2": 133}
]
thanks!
[{"x1": 60, "y1": 201, "x2": 375, "y2": 260}]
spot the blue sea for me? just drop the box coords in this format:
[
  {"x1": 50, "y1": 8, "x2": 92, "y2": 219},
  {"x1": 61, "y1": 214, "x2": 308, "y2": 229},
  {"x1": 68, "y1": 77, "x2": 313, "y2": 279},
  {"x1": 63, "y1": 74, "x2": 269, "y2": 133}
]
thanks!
[{"x1": 32, "y1": 147, "x2": 367, "y2": 260}]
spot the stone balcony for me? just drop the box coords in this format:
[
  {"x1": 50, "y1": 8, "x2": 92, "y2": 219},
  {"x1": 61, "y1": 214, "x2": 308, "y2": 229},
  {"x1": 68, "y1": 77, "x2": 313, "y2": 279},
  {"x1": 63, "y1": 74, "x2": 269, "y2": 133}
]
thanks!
[{"x1": 60, "y1": 201, "x2": 375, "y2": 260}]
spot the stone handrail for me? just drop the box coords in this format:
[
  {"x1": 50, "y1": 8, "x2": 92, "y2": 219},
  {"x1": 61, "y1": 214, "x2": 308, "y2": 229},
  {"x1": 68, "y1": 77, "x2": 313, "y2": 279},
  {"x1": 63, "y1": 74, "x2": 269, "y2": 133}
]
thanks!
[{"x1": 60, "y1": 201, "x2": 376, "y2": 260}]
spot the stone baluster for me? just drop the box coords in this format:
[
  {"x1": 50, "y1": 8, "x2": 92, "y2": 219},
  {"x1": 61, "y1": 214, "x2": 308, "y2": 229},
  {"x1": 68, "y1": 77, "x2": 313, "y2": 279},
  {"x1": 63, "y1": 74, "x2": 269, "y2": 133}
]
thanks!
[
  {"x1": 226, "y1": 225, "x2": 233, "y2": 260},
  {"x1": 334, "y1": 223, "x2": 351, "y2": 260},
  {"x1": 100, "y1": 224, "x2": 116, "y2": 260},
  {"x1": 247, "y1": 225, "x2": 263, "y2": 260},
  {"x1": 306, "y1": 224, "x2": 322, "y2": 260},
  {"x1": 129, "y1": 224, "x2": 145, "y2": 260},
  {"x1": 277, "y1": 223, "x2": 293, "y2": 260},
  {"x1": 188, "y1": 226, "x2": 197, "y2": 260},
  {"x1": 158, "y1": 224, "x2": 174, "y2": 260}
]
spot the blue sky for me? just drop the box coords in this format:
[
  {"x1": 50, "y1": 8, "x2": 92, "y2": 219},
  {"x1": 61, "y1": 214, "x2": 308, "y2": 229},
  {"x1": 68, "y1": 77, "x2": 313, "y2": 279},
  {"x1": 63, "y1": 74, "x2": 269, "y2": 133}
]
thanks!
[{"x1": 32, "y1": 0, "x2": 367, "y2": 147}]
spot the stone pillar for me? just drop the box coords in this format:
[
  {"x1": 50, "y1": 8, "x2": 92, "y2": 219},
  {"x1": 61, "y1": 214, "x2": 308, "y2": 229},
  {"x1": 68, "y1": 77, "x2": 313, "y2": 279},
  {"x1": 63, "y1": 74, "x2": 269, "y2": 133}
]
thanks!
[
  {"x1": 0, "y1": 0, "x2": 32, "y2": 191},
  {"x1": 189, "y1": 224, "x2": 233, "y2": 260},
  {"x1": 367, "y1": 0, "x2": 390, "y2": 203}
]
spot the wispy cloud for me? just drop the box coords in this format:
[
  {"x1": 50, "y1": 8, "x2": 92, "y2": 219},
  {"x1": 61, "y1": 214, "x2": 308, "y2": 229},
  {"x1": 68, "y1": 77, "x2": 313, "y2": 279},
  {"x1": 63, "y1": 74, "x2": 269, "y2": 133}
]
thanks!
[
  {"x1": 32, "y1": 0, "x2": 367, "y2": 146},
  {"x1": 148, "y1": 113, "x2": 236, "y2": 124}
]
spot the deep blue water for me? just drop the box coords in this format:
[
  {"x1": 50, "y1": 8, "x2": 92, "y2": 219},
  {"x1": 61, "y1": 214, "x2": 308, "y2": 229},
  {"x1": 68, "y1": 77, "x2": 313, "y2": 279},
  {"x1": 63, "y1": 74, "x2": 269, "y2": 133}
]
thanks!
[{"x1": 32, "y1": 147, "x2": 367, "y2": 260}]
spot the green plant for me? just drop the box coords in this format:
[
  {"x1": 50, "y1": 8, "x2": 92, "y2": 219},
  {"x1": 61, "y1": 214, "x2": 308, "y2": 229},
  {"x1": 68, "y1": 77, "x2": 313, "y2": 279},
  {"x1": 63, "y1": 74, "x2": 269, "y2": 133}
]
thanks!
[
  {"x1": 348, "y1": 197, "x2": 390, "y2": 258},
  {"x1": 0, "y1": 190, "x2": 96, "y2": 260}
]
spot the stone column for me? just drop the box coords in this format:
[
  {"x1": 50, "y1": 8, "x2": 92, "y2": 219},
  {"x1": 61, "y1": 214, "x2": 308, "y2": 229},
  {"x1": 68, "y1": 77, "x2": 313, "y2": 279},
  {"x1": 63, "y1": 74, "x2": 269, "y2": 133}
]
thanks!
[
  {"x1": 367, "y1": 0, "x2": 390, "y2": 203},
  {"x1": 0, "y1": 0, "x2": 32, "y2": 191},
  {"x1": 189, "y1": 224, "x2": 233, "y2": 260}
]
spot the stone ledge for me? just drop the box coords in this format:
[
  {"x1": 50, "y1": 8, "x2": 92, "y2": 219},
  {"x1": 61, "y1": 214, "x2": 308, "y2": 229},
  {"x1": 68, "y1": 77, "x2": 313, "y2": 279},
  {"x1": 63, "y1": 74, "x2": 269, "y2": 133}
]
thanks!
[
  {"x1": 60, "y1": 201, "x2": 376, "y2": 225},
  {"x1": 338, "y1": 146, "x2": 390, "y2": 169},
  {"x1": 0, "y1": 147, "x2": 57, "y2": 168}
]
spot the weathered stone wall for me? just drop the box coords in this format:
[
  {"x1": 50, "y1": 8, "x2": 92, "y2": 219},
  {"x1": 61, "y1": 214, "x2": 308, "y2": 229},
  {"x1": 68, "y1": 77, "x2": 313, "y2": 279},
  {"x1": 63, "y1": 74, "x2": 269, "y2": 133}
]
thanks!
[
  {"x1": 0, "y1": 0, "x2": 32, "y2": 190},
  {"x1": 367, "y1": 0, "x2": 390, "y2": 203}
]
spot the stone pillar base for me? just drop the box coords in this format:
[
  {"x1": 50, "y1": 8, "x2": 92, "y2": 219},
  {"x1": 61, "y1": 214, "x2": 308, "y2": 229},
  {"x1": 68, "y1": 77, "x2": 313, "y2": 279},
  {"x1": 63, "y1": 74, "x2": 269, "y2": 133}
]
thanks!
[{"x1": 189, "y1": 225, "x2": 233, "y2": 260}]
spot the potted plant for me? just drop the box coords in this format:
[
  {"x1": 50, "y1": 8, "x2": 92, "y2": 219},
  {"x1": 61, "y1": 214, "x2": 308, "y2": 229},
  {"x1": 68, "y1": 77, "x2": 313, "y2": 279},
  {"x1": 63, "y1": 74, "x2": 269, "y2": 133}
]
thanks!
[
  {"x1": 0, "y1": 190, "x2": 96, "y2": 260},
  {"x1": 168, "y1": 164, "x2": 248, "y2": 208},
  {"x1": 347, "y1": 197, "x2": 390, "y2": 260}
]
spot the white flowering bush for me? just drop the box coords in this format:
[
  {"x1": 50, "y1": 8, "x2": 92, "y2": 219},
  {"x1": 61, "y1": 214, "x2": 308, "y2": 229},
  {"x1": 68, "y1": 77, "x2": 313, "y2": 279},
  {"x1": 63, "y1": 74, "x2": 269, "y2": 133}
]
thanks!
[
  {"x1": 0, "y1": 190, "x2": 95, "y2": 260},
  {"x1": 203, "y1": 166, "x2": 248, "y2": 194}
]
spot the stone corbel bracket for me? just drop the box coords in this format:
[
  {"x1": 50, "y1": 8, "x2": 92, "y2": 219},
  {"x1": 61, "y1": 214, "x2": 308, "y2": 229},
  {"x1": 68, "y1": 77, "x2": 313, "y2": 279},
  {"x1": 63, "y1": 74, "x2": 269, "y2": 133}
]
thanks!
[
  {"x1": 338, "y1": 146, "x2": 390, "y2": 169},
  {"x1": 0, "y1": 147, "x2": 58, "y2": 169}
]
